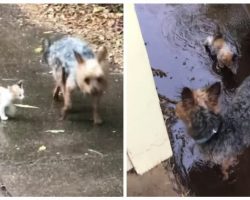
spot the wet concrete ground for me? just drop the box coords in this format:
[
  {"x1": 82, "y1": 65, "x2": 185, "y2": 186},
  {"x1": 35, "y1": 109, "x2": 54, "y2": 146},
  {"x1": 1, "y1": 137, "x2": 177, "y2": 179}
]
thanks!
[
  {"x1": 136, "y1": 4, "x2": 250, "y2": 196},
  {"x1": 0, "y1": 5, "x2": 123, "y2": 196}
]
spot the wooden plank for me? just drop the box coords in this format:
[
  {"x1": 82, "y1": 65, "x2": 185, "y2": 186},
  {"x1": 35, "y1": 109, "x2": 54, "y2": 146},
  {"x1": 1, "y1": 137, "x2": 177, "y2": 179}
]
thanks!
[{"x1": 126, "y1": 4, "x2": 173, "y2": 175}]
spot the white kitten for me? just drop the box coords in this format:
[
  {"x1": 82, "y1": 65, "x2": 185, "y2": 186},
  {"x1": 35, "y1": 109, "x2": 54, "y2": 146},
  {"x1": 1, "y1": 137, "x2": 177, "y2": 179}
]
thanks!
[{"x1": 0, "y1": 80, "x2": 24, "y2": 120}]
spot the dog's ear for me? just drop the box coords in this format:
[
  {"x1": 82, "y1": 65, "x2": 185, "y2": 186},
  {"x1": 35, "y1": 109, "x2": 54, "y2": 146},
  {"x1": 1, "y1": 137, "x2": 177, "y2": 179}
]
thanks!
[
  {"x1": 17, "y1": 80, "x2": 23, "y2": 88},
  {"x1": 181, "y1": 87, "x2": 195, "y2": 108},
  {"x1": 207, "y1": 82, "x2": 221, "y2": 103},
  {"x1": 74, "y1": 51, "x2": 85, "y2": 65},
  {"x1": 214, "y1": 24, "x2": 223, "y2": 39},
  {"x1": 232, "y1": 53, "x2": 239, "y2": 62},
  {"x1": 97, "y1": 46, "x2": 108, "y2": 62}
]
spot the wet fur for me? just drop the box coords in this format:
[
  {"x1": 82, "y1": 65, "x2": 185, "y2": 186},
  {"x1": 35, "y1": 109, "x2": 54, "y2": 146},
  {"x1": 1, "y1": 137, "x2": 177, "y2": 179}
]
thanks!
[
  {"x1": 42, "y1": 36, "x2": 108, "y2": 124},
  {"x1": 204, "y1": 31, "x2": 239, "y2": 74},
  {"x1": 176, "y1": 76, "x2": 250, "y2": 178}
]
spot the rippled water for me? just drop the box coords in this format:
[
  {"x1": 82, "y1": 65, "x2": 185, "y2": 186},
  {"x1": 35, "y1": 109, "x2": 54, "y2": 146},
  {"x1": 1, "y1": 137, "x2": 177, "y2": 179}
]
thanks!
[{"x1": 136, "y1": 4, "x2": 250, "y2": 196}]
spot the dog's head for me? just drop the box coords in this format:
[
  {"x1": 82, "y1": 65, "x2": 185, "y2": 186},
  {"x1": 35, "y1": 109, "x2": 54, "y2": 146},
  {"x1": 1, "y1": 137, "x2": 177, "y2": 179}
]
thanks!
[
  {"x1": 74, "y1": 46, "x2": 108, "y2": 96},
  {"x1": 176, "y1": 82, "x2": 222, "y2": 142},
  {"x1": 8, "y1": 80, "x2": 24, "y2": 100}
]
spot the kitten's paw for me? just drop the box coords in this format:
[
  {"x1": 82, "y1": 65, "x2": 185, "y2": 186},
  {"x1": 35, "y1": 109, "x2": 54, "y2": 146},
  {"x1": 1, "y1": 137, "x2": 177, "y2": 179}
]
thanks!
[{"x1": 1, "y1": 116, "x2": 8, "y2": 121}]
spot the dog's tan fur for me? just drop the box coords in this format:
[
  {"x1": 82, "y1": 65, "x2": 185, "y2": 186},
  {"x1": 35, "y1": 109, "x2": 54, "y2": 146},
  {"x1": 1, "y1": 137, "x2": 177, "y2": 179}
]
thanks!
[{"x1": 176, "y1": 83, "x2": 221, "y2": 127}]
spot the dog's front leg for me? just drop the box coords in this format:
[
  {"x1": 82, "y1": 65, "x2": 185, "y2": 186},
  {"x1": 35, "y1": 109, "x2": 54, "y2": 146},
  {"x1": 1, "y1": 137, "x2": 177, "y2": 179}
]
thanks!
[{"x1": 92, "y1": 95, "x2": 103, "y2": 125}]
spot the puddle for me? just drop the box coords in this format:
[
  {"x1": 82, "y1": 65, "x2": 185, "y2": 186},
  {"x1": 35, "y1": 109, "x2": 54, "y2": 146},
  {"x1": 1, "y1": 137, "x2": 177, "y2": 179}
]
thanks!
[{"x1": 136, "y1": 4, "x2": 250, "y2": 196}]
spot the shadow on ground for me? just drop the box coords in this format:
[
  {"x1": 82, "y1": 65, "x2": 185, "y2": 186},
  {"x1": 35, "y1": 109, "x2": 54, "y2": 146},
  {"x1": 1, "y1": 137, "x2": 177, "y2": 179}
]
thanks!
[{"x1": 0, "y1": 5, "x2": 123, "y2": 196}]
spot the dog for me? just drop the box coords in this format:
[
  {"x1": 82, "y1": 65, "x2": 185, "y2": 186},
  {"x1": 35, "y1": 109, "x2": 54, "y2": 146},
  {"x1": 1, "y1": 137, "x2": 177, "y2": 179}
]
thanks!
[
  {"x1": 204, "y1": 29, "x2": 240, "y2": 74},
  {"x1": 42, "y1": 36, "x2": 108, "y2": 124},
  {"x1": 176, "y1": 76, "x2": 250, "y2": 178}
]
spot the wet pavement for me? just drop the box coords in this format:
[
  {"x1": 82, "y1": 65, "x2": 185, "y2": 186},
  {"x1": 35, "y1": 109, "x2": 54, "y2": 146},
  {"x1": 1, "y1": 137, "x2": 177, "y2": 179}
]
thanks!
[
  {"x1": 0, "y1": 5, "x2": 123, "y2": 196},
  {"x1": 136, "y1": 4, "x2": 250, "y2": 196}
]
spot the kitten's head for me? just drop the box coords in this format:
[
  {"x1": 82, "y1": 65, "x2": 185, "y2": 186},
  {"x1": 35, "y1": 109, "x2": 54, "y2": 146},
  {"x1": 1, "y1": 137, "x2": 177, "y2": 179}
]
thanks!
[
  {"x1": 176, "y1": 82, "x2": 222, "y2": 143},
  {"x1": 9, "y1": 80, "x2": 24, "y2": 100},
  {"x1": 74, "y1": 46, "x2": 108, "y2": 96},
  {"x1": 218, "y1": 48, "x2": 239, "y2": 74}
]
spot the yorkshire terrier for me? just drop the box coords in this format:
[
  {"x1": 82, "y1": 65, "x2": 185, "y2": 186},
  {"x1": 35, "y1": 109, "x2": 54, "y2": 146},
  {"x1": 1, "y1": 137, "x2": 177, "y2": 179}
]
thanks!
[
  {"x1": 176, "y1": 76, "x2": 250, "y2": 179},
  {"x1": 204, "y1": 29, "x2": 240, "y2": 74},
  {"x1": 42, "y1": 36, "x2": 108, "y2": 124}
]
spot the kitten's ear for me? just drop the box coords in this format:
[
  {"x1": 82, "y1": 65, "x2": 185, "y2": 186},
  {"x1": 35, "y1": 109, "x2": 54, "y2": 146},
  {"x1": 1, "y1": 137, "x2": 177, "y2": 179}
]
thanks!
[
  {"x1": 207, "y1": 82, "x2": 221, "y2": 103},
  {"x1": 73, "y1": 51, "x2": 85, "y2": 65},
  {"x1": 17, "y1": 80, "x2": 23, "y2": 88},
  {"x1": 181, "y1": 87, "x2": 194, "y2": 107},
  {"x1": 97, "y1": 46, "x2": 107, "y2": 63}
]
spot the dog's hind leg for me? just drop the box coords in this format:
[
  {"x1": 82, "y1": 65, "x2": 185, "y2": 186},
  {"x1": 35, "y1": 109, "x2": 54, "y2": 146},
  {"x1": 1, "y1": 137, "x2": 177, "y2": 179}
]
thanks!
[
  {"x1": 60, "y1": 77, "x2": 74, "y2": 120},
  {"x1": 52, "y1": 61, "x2": 67, "y2": 101},
  {"x1": 53, "y1": 85, "x2": 60, "y2": 101}
]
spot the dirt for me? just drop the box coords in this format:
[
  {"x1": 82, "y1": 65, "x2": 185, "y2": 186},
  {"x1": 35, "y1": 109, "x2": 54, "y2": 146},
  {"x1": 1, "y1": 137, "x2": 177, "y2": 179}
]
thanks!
[
  {"x1": 127, "y1": 163, "x2": 178, "y2": 197},
  {"x1": 18, "y1": 4, "x2": 123, "y2": 74}
]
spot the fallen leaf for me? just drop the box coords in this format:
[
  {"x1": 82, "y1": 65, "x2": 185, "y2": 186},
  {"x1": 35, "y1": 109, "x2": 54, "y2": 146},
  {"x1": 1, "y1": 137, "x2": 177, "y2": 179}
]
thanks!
[
  {"x1": 88, "y1": 149, "x2": 104, "y2": 157},
  {"x1": 38, "y1": 145, "x2": 46, "y2": 152},
  {"x1": 45, "y1": 130, "x2": 65, "y2": 133},
  {"x1": 14, "y1": 104, "x2": 39, "y2": 109},
  {"x1": 43, "y1": 30, "x2": 53, "y2": 34},
  {"x1": 93, "y1": 6, "x2": 105, "y2": 13},
  {"x1": 34, "y1": 47, "x2": 43, "y2": 53},
  {"x1": 2, "y1": 78, "x2": 18, "y2": 81}
]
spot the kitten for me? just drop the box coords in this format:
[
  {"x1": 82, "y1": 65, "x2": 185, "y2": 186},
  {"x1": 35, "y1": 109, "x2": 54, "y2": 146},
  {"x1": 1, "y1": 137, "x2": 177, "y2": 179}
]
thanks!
[
  {"x1": 0, "y1": 80, "x2": 24, "y2": 120},
  {"x1": 42, "y1": 36, "x2": 108, "y2": 124}
]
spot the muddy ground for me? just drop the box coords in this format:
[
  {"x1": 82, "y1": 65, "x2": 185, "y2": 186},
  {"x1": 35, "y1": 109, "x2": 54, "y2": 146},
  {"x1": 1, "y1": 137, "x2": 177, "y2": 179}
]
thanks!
[
  {"x1": 0, "y1": 5, "x2": 123, "y2": 196},
  {"x1": 127, "y1": 163, "x2": 178, "y2": 197}
]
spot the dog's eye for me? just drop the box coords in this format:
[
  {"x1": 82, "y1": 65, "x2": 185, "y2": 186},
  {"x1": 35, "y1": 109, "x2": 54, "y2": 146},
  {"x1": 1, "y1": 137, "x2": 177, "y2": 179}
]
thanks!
[
  {"x1": 97, "y1": 77, "x2": 103, "y2": 83},
  {"x1": 85, "y1": 78, "x2": 90, "y2": 84}
]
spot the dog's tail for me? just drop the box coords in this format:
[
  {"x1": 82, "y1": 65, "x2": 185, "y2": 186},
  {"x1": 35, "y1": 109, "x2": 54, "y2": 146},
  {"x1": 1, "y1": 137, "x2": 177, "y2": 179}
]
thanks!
[{"x1": 41, "y1": 38, "x2": 51, "y2": 64}]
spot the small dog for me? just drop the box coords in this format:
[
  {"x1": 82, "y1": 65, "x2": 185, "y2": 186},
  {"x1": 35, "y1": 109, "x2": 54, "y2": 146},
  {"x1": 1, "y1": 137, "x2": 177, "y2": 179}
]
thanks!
[
  {"x1": 204, "y1": 30, "x2": 240, "y2": 74},
  {"x1": 42, "y1": 36, "x2": 108, "y2": 124},
  {"x1": 176, "y1": 76, "x2": 250, "y2": 178},
  {"x1": 0, "y1": 80, "x2": 24, "y2": 120}
]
